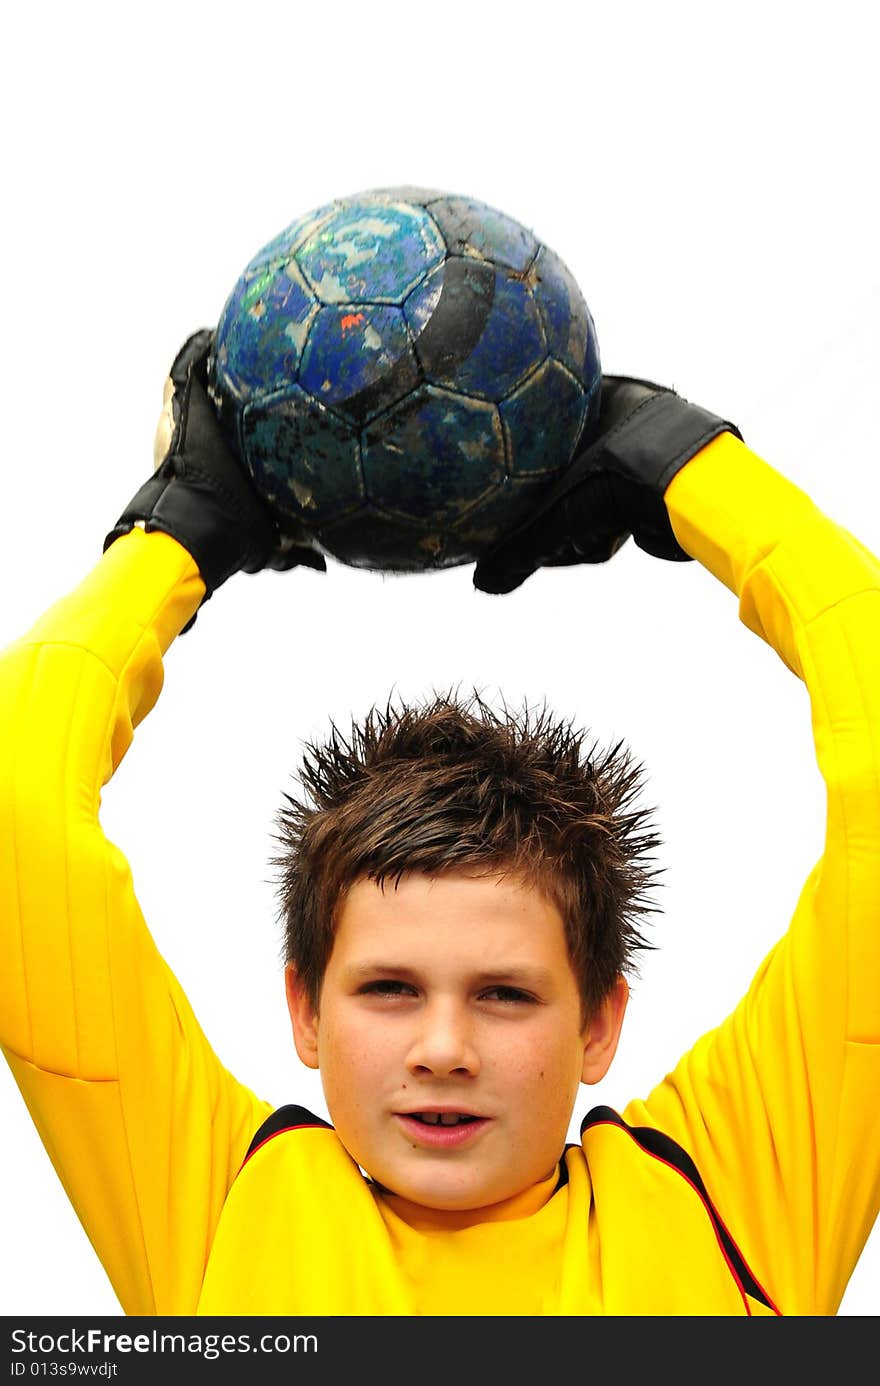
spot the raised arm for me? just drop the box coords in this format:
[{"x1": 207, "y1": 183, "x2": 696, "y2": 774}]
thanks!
[
  {"x1": 645, "y1": 432, "x2": 880, "y2": 1314},
  {"x1": 0, "y1": 331, "x2": 324, "y2": 1313},
  {"x1": 474, "y1": 380, "x2": 880, "y2": 1313}
]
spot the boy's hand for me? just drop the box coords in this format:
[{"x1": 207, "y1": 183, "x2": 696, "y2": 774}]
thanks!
[
  {"x1": 473, "y1": 376, "x2": 742, "y2": 594},
  {"x1": 104, "y1": 329, "x2": 326, "y2": 599}
]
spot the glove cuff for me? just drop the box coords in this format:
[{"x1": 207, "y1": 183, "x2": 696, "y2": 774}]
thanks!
[
  {"x1": 104, "y1": 468, "x2": 277, "y2": 595},
  {"x1": 602, "y1": 390, "x2": 742, "y2": 560},
  {"x1": 605, "y1": 389, "x2": 743, "y2": 494}
]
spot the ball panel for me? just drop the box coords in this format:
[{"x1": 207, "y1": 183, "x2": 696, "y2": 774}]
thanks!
[
  {"x1": 531, "y1": 244, "x2": 599, "y2": 382},
  {"x1": 242, "y1": 387, "x2": 364, "y2": 524},
  {"x1": 296, "y1": 201, "x2": 444, "y2": 305},
  {"x1": 414, "y1": 260, "x2": 545, "y2": 399},
  {"x1": 500, "y1": 358, "x2": 593, "y2": 477},
  {"x1": 355, "y1": 186, "x2": 451, "y2": 209},
  {"x1": 428, "y1": 196, "x2": 538, "y2": 272},
  {"x1": 315, "y1": 507, "x2": 477, "y2": 573},
  {"x1": 299, "y1": 305, "x2": 420, "y2": 424},
  {"x1": 450, "y1": 472, "x2": 565, "y2": 551},
  {"x1": 362, "y1": 386, "x2": 505, "y2": 523},
  {"x1": 405, "y1": 258, "x2": 495, "y2": 384},
  {"x1": 213, "y1": 259, "x2": 317, "y2": 400},
  {"x1": 243, "y1": 203, "x2": 337, "y2": 275}
]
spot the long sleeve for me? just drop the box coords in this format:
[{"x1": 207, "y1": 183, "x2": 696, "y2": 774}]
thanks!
[
  {"x1": 628, "y1": 431, "x2": 880, "y2": 1313},
  {"x1": 0, "y1": 528, "x2": 272, "y2": 1314}
]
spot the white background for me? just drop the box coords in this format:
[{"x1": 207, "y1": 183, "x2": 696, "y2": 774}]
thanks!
[{"x1": 1, "y1": 0, "x2": 878, "y2": 1317}]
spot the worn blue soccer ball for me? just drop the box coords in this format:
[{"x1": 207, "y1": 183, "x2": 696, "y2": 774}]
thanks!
[{"x1": 208, "y1": 187, "x2": 601, "y2": 573}]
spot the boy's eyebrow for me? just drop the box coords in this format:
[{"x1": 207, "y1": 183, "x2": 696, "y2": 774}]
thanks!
[{"x1": 343, "y1": 961, "x2": 557, "y2": 989}]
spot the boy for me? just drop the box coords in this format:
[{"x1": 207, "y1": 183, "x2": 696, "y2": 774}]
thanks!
[{"x1": 1, "y1": 332, "x2": 878, "y2": 1315}]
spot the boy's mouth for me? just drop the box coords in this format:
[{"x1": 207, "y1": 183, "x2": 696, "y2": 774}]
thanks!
[
  {"x1": 394, "y1": 1109, "x2": 489, "y2": 1147},
  {"x1": 407, "y1": 1112, "x2": 477, "y2": 1126}
]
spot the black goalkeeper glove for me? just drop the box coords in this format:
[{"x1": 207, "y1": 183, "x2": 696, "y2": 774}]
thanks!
[
  {"x1": 473, "y1": 375, "x2": 742, "y2": 594},
  {"x1": 104, "y1": 329, "x2": 326, "y2": 608}
]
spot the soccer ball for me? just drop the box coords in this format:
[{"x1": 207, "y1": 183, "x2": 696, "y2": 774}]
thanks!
[{"x1": 207, "y1": 187, "x2": 601, "y2": 573}]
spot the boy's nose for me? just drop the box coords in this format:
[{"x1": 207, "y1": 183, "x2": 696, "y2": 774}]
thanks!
[{"x1": 404, "y1": 1002, "x2": 480, "y2": 1078}]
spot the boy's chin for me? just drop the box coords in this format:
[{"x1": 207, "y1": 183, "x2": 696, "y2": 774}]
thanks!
[{"x1": 370, "y1": 1168, "x2": 541, "y2": 1214}]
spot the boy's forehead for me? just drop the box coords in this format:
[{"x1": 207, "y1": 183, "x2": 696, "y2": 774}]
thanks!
[{"x1": 331, "y1": 870, "x2": 572, "y2": 970}]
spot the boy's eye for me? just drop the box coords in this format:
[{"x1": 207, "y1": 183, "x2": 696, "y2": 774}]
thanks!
[
  {"x1": 357, "y1": 981, "x2": 537, "y2": 1004},
  {"x1": 480, "y1": 986, "x2": 535, "y2": 1004},
  {"x1": 360, "y1": 979, "x2": 417, "y2": 997}
]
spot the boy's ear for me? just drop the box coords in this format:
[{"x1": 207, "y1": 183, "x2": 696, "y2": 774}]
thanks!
[
  {"x1": 285, "y1": 964, "x2": 320, "y2": 1070},
  {"x1": 580, "y1": 975, "x2": 629, "y2": 1085}
]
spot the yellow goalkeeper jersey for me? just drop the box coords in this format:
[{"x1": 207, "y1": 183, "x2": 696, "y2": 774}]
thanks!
[{"x1": 1, "y1": 433, "x2": 879, "y2": 1315}]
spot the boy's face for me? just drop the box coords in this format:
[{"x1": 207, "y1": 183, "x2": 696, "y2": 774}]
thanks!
[{"x1": 286, "y1": 870, "x2": 628, "y2": 1213}]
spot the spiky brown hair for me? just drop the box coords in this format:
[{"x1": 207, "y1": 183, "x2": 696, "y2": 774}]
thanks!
[{"x1": 272, "y1": 690, "x2": 662, "y2": 1021}]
